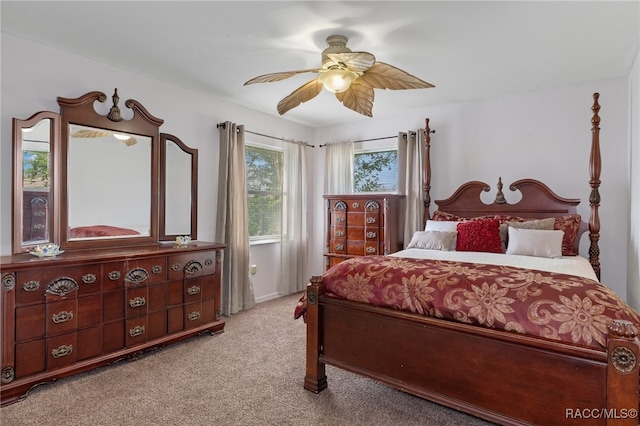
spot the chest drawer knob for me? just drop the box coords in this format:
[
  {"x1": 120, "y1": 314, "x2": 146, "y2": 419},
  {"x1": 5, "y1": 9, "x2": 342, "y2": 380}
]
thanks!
[
  {"x1": 46, "y1": 277, "x2": 79, "y2": 297},
  {"x1": 171, "y1": 263, "x2": 182, "y2": 271},
  {"x1": 152, "y1": 265, "x2": 163, "y2": 274},
  {"x1": 188, "y1": 311, "x2": 201, "y2": 321},
  {"x1": 366, "y1": 231, "x2": 377, "y2": 238},
  {"x1": 82, "y1": 274, "x2": 97, "y2": 284},
  {"x1": 52, "y1": 310, "x2": 74, "y2": 324},
  {"x1": 129, "y1": 296, "x2": 146, "y2": 308},
  {"x1": 108, "y1": 270, "x2": 121, "y2": 281},
  {"x1": 335, "y1": 230, "x2": 344, "y2": 237},
  {"x1": 187, "y1": 285, "x2": 201, "y2": 296},
  {"x1": 129, "y1": 325, "x2": 145, "y2": 337},
  {"x1": 366, "y1": 217, "x2": 376, "y2": 224},
  {"x1": 52, "y1": 344, "x2": 73, "y2": 358},
  {"x1": 23, "y1": 280, "x2": 40, "y2": 292},
  {"x1": 366, "y1": 247, "x2": 377, "y2": 254}
]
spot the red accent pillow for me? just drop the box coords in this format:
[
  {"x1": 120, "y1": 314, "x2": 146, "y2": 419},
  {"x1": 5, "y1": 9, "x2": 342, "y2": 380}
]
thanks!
[
  {"x1": 554, "y1": 214, "x2": 581, "y2": 256},
  {"x1": 456, "y1": 219, "x2": 503, "y2": 253}
]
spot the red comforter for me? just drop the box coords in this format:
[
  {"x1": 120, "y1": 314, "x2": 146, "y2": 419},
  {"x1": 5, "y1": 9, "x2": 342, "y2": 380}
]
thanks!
[{"x1": 296, "y1": 255, "x2": 640, "y2": 350}]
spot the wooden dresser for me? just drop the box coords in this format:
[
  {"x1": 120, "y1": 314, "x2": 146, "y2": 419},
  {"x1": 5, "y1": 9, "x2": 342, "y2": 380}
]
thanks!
[
  {"x1": 0, "y1": 242, "x2": 225, "y2": 405},
  {"x1": 323, "y1": 194, "x2": 405, "y2": 270}
]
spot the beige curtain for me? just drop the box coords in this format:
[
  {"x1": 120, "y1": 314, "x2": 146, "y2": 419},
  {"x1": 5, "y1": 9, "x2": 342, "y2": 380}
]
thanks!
[
  {"x1": 397, "y1": 129, "x2": 426, "y2": 247},
  {"x1": 280, "y1": 139, "x2": 308, "y2": 294},
  {"x1": 324, "y1": 141, "x2": 354, "y2": 194},
  {"x1": 216, "y1": 122, "x2": 255, "y2": 315}
]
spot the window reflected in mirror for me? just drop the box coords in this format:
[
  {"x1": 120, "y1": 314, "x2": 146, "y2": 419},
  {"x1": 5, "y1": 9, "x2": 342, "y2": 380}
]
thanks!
[{"x1": 21, "y1": 119, "x2": 52, "y2": 246}]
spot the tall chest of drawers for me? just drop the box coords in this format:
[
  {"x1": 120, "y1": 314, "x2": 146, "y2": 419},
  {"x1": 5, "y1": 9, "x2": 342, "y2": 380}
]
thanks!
[
  {"x1": 323, "y1": 194, "x2": 405, "y2": 270},
  {"x1": 0, "y1": 242, "x2": 225, "y2": 405}
]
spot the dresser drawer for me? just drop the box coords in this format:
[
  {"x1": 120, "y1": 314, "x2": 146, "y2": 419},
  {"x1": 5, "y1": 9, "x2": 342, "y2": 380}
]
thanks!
[
  {"x1": 125, "y1": 287, "x2": 148, "y2": 318},
  {"x1": 47, "y1": 299, "x2": 77, "y2": 336},
  {"x1": 47, "y1": 332, "x2": 77, "y2": 370},
  {"x1": 16, "y1": 264, "x2": 100, "y2": 305},
  {"x1": 183, "y1": 302, "x2": 203, "y2": 330},
  {"x1": 16, "y1": 305, "x2": 45, "y2": 342},
  {"x1": 125, "y1": 317, "x2": 148, "y2": 347},
  {"x1": 102, "y1": 256, "x2": 167, "y2": 291},
  {"x1": 167, "y1": 251, "x2": 218, "y2": 281},
  {"x1": 15, "y1": 339, "x2": 45, "y2": 379}
]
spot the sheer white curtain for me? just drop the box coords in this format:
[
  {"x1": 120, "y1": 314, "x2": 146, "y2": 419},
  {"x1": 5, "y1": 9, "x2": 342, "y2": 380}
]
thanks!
[
  {"x1": 397, "y1": 129, "x2": 426, "y2": 246},
  {"x1": 280, "y1": 139, "x2": 308, "y2": 294},
  {"x1": 324, "y1": 141, "x2": 354, "y2": 194},
  {"x1": 216, "y1": 122, "x2": 255, "y2": 315}
]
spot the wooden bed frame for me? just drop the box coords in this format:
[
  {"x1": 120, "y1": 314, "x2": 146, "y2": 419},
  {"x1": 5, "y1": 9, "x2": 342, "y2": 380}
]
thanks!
[{"x1": 304, "y1": 93, "x2": 639, "y2": 425}]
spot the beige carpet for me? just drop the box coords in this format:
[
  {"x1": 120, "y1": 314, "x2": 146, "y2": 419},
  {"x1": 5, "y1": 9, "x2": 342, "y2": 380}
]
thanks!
[{"x1": 1, "y1": 292, "x2": 494, "y2": 426}]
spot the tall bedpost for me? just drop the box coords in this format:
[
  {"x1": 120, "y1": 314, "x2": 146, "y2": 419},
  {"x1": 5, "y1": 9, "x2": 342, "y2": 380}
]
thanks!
[
  {"x1": 304, "y1": 276, "x2": 327, "y2": 393},
  {"x1": 423, "y1": 118, "x2": 432, "y2": 224},
  {"x1": 589, "y1": 93, "x2": 601, "y2": 280}
]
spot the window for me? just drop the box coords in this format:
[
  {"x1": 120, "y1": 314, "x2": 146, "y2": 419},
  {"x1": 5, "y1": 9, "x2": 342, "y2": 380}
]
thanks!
[
  {"x1": 245, "y1": 144, "x2": 283, "y2": 240},
  {"x1": 353, "y1": 149, "x2": 398, "y2": 193}
]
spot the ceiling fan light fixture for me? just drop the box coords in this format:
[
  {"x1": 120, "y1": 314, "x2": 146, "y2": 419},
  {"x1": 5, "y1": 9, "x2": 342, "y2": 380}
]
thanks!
[{"x1": 318, "y1": 68, "x2": 356, "y2": 93}]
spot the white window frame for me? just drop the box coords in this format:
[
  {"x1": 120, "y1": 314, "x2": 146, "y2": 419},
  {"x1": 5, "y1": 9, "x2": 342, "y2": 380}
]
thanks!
[{"x1": 245, "y1": 142, "x2": 284, "y2": 244}]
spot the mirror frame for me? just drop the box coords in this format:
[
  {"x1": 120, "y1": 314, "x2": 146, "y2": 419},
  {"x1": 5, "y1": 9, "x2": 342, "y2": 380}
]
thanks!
[
  {"x1": 159, "y1": 133, "x2": 198, "y2": 241},
  {"x1": 12, "y1": 111, "x2": 61, "y2": 254},
  {"x1": 58, "y1": 89, "x2": 163, "y2": 250}
]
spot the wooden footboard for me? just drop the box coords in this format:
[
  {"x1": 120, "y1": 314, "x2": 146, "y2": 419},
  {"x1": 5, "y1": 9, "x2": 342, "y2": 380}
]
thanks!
[{"x1": 304, "y1": 278, "x2": 639, "y2": 426}]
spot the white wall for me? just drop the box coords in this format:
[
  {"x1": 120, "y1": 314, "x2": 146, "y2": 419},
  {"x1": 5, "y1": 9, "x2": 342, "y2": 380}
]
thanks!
[
  {"x1": 1, "y1": 33, "x2": 634, "y2": 304},
  {"x1": 628, "y1": 48, "x2": 640, "y2": 311},
  {"x1": 311, "y1": 79, "x2": 631, "y2": 300}
]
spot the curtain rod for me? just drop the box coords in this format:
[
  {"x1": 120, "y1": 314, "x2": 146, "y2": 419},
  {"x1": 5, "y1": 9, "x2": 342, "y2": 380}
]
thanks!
[
  {"x1": 317, "y1": 129, "x2": 436, "y2": 148},
  {"x1": 216, "y1": 122, "x2": 315, "y2": 147}
]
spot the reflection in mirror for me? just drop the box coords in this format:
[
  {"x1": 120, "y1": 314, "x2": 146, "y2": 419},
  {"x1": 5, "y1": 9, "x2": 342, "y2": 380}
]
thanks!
[
  {"x1": 12, "y1": 112, "x2": 59, "y2": 254},
  {"x1": 67, "y1": 124, "x2": 152, "y2": 240},
  {"x1": 160, "y1": 133, "x2": 197, "y2": 240}
]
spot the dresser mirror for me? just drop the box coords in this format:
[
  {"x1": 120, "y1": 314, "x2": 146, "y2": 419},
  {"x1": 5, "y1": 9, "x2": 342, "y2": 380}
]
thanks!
[
  {"x1": 160, "y1": 133, "x2": 198, "y2": 240},
  {"x1": 11, "y1": 89, "x2": 199, "y2": 254},
  {"x1": 12, "y1": 111, "x2": 60, "y2": 254}
]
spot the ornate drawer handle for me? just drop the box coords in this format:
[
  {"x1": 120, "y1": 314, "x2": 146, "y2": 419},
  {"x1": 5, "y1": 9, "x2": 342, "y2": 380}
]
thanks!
[
  {"x1": 366, "y1": 247, "x2": 377, "y2": 254},
  {"x1": 172, "y1": 263, "x2": 182, "y2": 271},
  {"x1": 188, "y1": 311, "x2": 201, "y2": 321},
  {"x1": 52, "y1": 310, "x2": 74, "y2": 324},
  {"x1": 187, "y1": 285, "x2": 201, "y2": 296},
  {"x1": 366, "y1": 217, "x2": 376, "y2": 224},
  {"x1": 83, "y1": 274, "x2": 97, "y2": 284},
  {"x1": 33, "y1": 223, "x2": 45, "y2": 229},
  {"x1": 52, "y1": 344, "x2": 73, "y2": 358},
  {"x1": 352, "y1": 202, "x2": 360, "y2": 208},
  {"x1": 125, "y1": 268, "x2": 149, "y2": 285},
  {"x1": 336, "y1": 217, "x2": 345, "y2": 222},
  {"x1": 23, "y1": 280, "x2": 40, "y2": 292},
  {"x1": 365, "y1": 200, "x2": 380, "y2": 211},
  {"x1": 33, "y1": 211, "x2": 45, "y2": 217},
  {"x1": 184, "y1": 260, "x2": 204, "y2": 276},
  {"x1": 46, "y1": 277, "x2": 79, "y2": 297},
  {"x1": 335, "y1": 231, "x2": 344, "y2": 237},
  {"x1": 108, "y1": 270, "x2": 121, "y2": 281},
  {"x1": 205, "y1": 258, "x2": 213, "y2": 266},
  {"x1": 152, "y1": 265, "x2": 163, "y2": 274},
  {"x1": 129, "y1": 297, "x2": 146, "y2": 308},
  {"x1": 335, "y1": 244, "x2": 344, "y2": 251},
  {"x1": 129, "y1": 325, "x2": 145, "y2": 337},
  {"x1": 366, "y1": 231, "x2": 377, "y2": 238}
]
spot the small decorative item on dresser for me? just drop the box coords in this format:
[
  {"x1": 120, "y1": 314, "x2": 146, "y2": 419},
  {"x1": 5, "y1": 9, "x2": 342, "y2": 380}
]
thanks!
[
  {"x1": 29, "y1": 243, "x2": 64, "y2": 257},
  {"x1": 175, "y1": 235, "x2": 192, "y2": 245}
]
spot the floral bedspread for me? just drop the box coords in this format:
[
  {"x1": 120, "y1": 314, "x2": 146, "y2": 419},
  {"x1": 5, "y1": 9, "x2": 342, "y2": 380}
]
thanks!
[{"x1": 295, "y1": 255, "x2": 640, "y2": 350}]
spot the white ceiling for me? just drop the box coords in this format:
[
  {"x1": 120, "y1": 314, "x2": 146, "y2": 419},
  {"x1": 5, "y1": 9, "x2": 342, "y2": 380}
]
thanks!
[{"x1": 2, "y1": 1, "x2": 638, "y2": 128}]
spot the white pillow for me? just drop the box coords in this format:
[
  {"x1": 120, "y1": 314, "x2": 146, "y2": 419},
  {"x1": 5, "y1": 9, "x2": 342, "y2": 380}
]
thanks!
[
  {"x1": 425, "y1": 220, "x2": 459, "y2": 250},
  {"x1": 506, "y1": 227, "x2": 563, "y2": 258},
  {"x1": 407, "y1": 231, "x2": 457, "y2": 251}
]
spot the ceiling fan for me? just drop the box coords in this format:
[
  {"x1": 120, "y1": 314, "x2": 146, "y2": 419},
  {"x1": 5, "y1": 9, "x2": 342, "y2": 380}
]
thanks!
[{"x1": 244, "y1": 35, "x2": 434, "y2": 117}]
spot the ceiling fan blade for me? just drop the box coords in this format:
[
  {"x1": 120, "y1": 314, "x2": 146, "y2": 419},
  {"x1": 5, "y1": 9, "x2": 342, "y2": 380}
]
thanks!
[
  {"x1": 326, "y1": 52, "x2": 375, "y2": 72},
  {"x1": 70, "y1": 129, "x2": 111, "y2": 138},
  {"x1": 244, "y1": 69, "x2": 323, "y2": 85},
  {"x1": 277, "y1": 79, "x2": 323, "y2": 115},
  {"x1": 335, "y1": 79, "x2": 374, "y2": 117},
  {"x1": 359, "y1": 62, "x2": 435, "y2": 90}
]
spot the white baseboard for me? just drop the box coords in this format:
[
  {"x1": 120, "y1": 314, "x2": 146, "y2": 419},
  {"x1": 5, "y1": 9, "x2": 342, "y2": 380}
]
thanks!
[{"x1": 255, "y1": 292, "x2": 284, "y2": 303}]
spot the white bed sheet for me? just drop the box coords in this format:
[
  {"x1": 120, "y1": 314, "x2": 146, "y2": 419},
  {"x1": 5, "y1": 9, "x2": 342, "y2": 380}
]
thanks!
[{"x1": 389, "y1": 248, "x2": 599, "y2": 282}]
